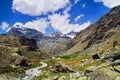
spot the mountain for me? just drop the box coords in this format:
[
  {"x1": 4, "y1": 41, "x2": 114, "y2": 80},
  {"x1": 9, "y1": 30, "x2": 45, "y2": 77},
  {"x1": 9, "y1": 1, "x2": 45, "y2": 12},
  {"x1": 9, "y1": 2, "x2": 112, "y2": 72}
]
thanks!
[
  {"x1": 7, "y1": 25, "x2": 71, "y2": 54},
  {"x1": 8, "y1": 26, "x2": 48, "y2": 41},
  {"x1": 8, "y1": 24, "x2": 75, "y2": 41},
  {"x1": 50, "y1": 31, "x2": 77, "y2": 39},
  {"x1": 65, "y1": 5, "x2": 120, "y2": 54},
  {"x1": 39, "y1": 5, "x2": 120, "y2": 80},
  {"x1": 1, "y1": 5, "x2": 120, "y2": 80},
  {"x1": 37, "y1": 37, "x2": 71, "y2": 54}
]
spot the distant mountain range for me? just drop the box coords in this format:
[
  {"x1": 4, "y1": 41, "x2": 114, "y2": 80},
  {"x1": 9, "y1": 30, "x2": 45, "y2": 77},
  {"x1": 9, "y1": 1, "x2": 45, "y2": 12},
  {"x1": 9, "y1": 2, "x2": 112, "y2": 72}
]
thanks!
[
  {"x1": 49, "y1": 31, "x2": 77, "y2": 39},
  {"x1": 7, "y1": 25, "x2": 75, "y2": 54},
  {"x1": 8, "y1": 24, "x2": 77, "y2": 41}
]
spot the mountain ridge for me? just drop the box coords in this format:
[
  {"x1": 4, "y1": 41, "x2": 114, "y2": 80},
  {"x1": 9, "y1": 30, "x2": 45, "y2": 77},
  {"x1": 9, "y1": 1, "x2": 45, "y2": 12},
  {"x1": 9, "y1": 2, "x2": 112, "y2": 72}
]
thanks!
[
  {"x1": 65, "y1": 5, "x2": 120, "y2": 54},
  {"x1": 7, "y1": 26, "x2": 72, "y2": 54}
]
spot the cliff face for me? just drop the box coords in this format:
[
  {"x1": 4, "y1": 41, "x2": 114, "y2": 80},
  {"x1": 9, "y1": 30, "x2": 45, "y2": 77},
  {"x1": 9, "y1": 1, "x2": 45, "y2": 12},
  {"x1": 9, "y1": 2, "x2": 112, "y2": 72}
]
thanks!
[{"x1": 19, "y1": 36, "x2": 38, "y2": 51}]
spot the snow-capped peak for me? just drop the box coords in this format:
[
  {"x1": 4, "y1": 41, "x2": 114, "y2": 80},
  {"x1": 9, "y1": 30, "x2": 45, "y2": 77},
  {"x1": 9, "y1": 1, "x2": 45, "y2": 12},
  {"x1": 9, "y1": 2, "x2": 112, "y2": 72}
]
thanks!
[
  {"x1": 13, "y1": 22, "x2": 24, "y2": 29},
  {"x1": 49, "y1": 31, "x2": 77, "y2": 39},
  {"x1": 65, "y1": 31, "x2": 77, "y2": 39}
]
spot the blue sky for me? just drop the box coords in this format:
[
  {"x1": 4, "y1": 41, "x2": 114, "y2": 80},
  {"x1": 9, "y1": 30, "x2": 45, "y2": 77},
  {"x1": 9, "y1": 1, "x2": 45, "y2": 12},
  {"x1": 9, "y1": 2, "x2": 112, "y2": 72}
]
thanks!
[{"x1": 0, "y1": 0, "x2": 120, "y2": 34}]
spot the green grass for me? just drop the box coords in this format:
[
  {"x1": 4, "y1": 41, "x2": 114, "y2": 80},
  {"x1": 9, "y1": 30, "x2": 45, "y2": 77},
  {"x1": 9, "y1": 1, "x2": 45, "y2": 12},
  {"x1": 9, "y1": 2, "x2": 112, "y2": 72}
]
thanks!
[
  {"x1": 37, "y1": 70, "x2": 70, "y2": 80},
  {"x1": 56, "y1": 54, "x2": 78, "y2": 59}
]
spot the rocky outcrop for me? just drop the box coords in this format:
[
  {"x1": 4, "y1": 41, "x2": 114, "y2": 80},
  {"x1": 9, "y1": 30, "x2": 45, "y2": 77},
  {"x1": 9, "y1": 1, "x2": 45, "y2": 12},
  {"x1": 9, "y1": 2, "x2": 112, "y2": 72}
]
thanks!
[
  {"x1": 19, "y1": 36, "x2": 38, "y2": 51},
  {"x1": 52, "y1": 63, "x2": 74, "y2": 73}
]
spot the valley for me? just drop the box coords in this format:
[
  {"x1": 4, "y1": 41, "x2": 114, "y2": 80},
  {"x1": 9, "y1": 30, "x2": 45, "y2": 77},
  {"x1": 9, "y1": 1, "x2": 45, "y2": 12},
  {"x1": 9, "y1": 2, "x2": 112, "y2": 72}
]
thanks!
[{"x1": 0, "y1": 4, "x2": 120, "y2": 80}]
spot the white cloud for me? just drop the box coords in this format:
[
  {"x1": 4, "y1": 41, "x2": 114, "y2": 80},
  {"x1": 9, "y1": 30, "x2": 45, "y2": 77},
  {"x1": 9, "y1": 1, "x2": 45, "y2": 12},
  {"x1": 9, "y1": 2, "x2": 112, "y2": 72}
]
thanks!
[
  {"x1": 0, "y1": 22, "x2": 9, "y2": 31},
  {"x1": 12, "y1": 15, "x2": 90, "y2": 34},
  {"x1": 49, "y1": 13, "x2": 90, "y2": 34},
  {"x1": 75, "y1": 14, "x2": 84, "y2": 22},
  {"x1": 94, "y1": 0, "x2": 120, "y2": 8},
  {"x1": 24, "y1": 18, "x2": 49, "y2": 33},
  {"x1": 13, "y1": 18, "x2": 49, "y2": 33},
  {"x1": 63, "y1": 5, "x2": 71, "y2": 16},
  {"x1": 49, "y1": 13, "x2": 70, "y2": 34},
  {"x1": 12, "y1": 0, "x2": 69, "y2": 16},
  {"x1": 75, "y1": 0, "x2": 80, "y2": 4},
  {"x1": 82, "y1": 3, "x2": 86, "y2": 8},
  {"x1": 11, "y1": 0, "x2": 91, "y2": 35},
  {"x1": 73, "y1": 21, "x2": 91, "y2": 32}
]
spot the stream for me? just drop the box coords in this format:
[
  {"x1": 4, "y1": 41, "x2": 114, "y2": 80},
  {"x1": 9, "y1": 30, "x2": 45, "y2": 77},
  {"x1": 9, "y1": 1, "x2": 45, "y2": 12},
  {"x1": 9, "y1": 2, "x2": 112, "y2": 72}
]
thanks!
[{"x1": 18, "y1": 62, "x2": 47, "y2": 80}]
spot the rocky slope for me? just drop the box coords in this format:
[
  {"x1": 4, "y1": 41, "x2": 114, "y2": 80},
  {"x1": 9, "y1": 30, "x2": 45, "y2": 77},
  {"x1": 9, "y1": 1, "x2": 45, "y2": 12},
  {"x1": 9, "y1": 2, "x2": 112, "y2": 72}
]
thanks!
[
  {"x1": 38, "y1": 37, "x2": 71, "y2": 54},
  {"x1": 65, "y1": 5, "x2": 120, "y2": 55}
]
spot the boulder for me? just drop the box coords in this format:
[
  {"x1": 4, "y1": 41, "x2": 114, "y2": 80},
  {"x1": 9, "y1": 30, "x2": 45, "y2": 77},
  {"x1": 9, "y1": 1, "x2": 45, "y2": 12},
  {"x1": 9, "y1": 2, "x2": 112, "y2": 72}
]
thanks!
[
  {"x1": 92, "y1": 54, "x2": 100, "y2": 60},
  {"x1": 19, "y1": 59, "x2": 28, "y2": 67},
  {"x1": 53, "y1": 63, "x2": 74, "y2": 73}
]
